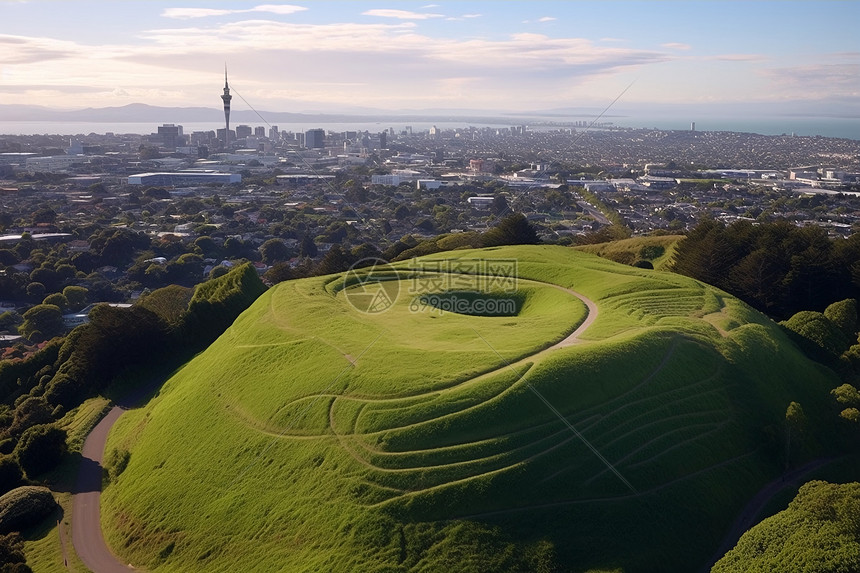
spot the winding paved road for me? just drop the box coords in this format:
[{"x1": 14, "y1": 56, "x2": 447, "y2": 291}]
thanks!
[{"x1": 71, "y1": 405, "x2": 138, "y2": 572}]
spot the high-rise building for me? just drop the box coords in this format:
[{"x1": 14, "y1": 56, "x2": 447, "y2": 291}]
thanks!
[
  {"x1": 157, "y1": 124, "x2": 184, "y2": 149},
  {"x1": 221, "y1": 66, "x2": 233, "y2": 147},
  {"x1": 305, "y1": 128, "x2": 325, "y2": 149},
  {"x1": 269, "y1": 125, "x2": 279, "y2": 140},
  {"x1": 379, "y1": 131, "x2": 387, "y2": 149},
  {"x1": 255, "y1": 126, "x2": 266, "y2": 137}
]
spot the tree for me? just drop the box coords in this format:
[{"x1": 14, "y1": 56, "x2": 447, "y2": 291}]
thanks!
[
  {"x1": 0, "y1": 458, "x2": 22, "y2": 496},
  {"x1": 394, "y1": 204, "x2": 410, "y2": 220},
  {"x1": 299, "y1": 235, "x2": 317, "y2": 258},
  {"x1": 0, "y1": 532, "x2": 31, "y2": 572},
  {"x1": 0, "y1": 312, "x2": 21, "y2": 333},
  {"x1": 831, "y1": 384, "x2": 860, "y2": 406},
  {"x1": 712, "y1": 481, "x2": 860, "y2": 573},
  {"x1": 784, "y1": 401, "x2": 807, "y2": 470},
  {"x1": 194, "y1": 236, "x2": 219, "y2": 257},
  {"x1": 259, "y1": 239, "x2": 291, "y2": 265},
  {"x1": 29, "y1": 267, "x2": 60, "y2": 293},
  {"x1": 62, "y1": 286, "x2": 88, "y2": 312},
  {"x1": 18, "y1": 304, "x2": 64, "y2": 342},
  {"x1": 824, "y1": 299, "x2": 858, "y2": 340},
  {"x1": 264, "y1": 262, "x2": 294, "y2": 284},
  {"x1": 482, "y1": 213, "x2": 540, "y2": 247},
  {"x1": 30, "y1": 207, "x2": 56, "y2": 225},
  {"x1": 139, "y1": 145, "x2": 161, "y2": 160},
  {"x1": 24, "y1": 282, "x2": 45, "y2": 302},
  {"x1": 42, "y1": 293, "x2": 68, "y2": 311},
  {"x1": 491, "y1": 194, "x2": 509, "y2": 216},
  {"x1": 316, "y1": 245, "x2": 352, "y2": 276},
  {"x1": 14, "y1": 424, "x2": 66, "y2": 478}
]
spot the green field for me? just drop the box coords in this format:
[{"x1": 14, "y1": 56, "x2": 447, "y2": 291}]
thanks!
[{"x1": 99, "y1": 245, "x2": 839, "y2": 572}]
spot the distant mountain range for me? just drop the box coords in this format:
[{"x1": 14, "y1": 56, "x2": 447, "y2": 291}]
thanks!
[{"x1": 0, "y1": 103, "x2": 606, "y2": 125}]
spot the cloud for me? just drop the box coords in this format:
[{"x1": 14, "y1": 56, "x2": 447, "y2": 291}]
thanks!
[
  {"x1": 162, "y1": 4, "x2": 307, "y2": 20},
  {"x1": 537, "y1": 16, "x2": 556, "y2": 22},
  {"x1": 363, "y1": 9, "x2": 444, "y2": 20},
  {"x1": 761, "y1": 63, "x2": 860, "y2": 97},
  {"x1": 662, "y1": 42, "x2": 691, "y2": 51},
  {"x1": 462, "y1": 14, "x2": 481, "y2": 18},
  {"x1": 713, "y1": 53, "x2": 766, "y2": 62},
  {"x1": 422, "y1": 4, "x2": 439, "y2": 7},
  {"x1": 0, "y1": 34, "x2": 76, "y2": 64}
]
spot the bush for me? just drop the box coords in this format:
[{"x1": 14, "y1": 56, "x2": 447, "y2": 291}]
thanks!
[
  {"x1": 18, "y1": 304, "x2": 64, "y2": 342},
  {"x1": 0, "y1": 457, "x2": 22, "y2": 496},
  {"x1": 824, "y1": 299, "x2": 858, "y2": 340},
  {"x1": 41, "y1": 293, "x2": 68, "y2": 312},
  {"x1": 781, "y1": 311, "x2": 850, "y2": 358},
  {"x1": 0, "y1": 486, "x2": 57, "y2": 533},
  {"x1": 14, "y1": 425, "x2": 66, "y2": 478},
  {"x1": 639, "y1": 244, "x2": 665, "y2": 261},
  {"x1": 62, "y1": 286, "x2": 89, "y2": 312},
  {"x1": 0, "y1": 339, "x2": 62, "y2": 404},
  {"x1": 185, "y1": 263, "x2": 266, "y2": 348},
  {"x1": 0, "y1": 532, "x2": 31, "y2": 571},
  {"x1": 713, "y1": 481, "x2": 860, "y2": 572}
]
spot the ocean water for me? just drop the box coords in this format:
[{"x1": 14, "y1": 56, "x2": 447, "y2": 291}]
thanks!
[{"x1": 0, "y1": 116, "x2": 857, "y2": 140}]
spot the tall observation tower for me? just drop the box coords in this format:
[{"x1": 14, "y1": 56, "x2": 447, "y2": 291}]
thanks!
[{"x1": 221, "y1": 65, "x2": 232, "y2": 147}]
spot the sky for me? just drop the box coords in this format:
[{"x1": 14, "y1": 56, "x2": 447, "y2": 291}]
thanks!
[{"x1": 1, "y1": 1, "x2": 858, "y2": 116}]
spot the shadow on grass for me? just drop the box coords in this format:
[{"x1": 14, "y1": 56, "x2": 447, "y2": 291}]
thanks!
[
  {"x1": 39, "y1": 452, "x2": 102, "y2": 495},
  {"x1": 21, "y1": 503, "x2": 64, "y2": 542}
]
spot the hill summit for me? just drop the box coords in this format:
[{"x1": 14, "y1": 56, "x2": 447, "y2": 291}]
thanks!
[{"x1": 102, "y1": 245, "x2": 839, "y2": 572}]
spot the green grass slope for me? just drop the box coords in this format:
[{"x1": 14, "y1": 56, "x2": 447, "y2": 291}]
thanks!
[{"x1": 101, "y1": 245, "x2": 839, "y2": 573}]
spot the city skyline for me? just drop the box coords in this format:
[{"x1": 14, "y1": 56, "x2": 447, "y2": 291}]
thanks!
[{"x1": 1, "y1": 1, "x2": 858, "y2": 118}]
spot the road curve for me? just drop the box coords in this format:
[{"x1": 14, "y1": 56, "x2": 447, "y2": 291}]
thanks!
[{"x1": 72, "y1": 405, "x2": 138, "y2": 572}]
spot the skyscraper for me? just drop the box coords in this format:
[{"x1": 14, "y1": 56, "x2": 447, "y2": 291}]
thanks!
[
  {"x1": 305, "y1": 128, "x2": 325, "y2": 149},
  {"x1": 221, "y1": 65, "x2": 232, "y2": 147}
]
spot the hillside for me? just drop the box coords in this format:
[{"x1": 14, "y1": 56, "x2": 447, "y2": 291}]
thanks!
[
  {"x1": 572, "y1": 234, "x2": 683, "y2": 270},
  {"x1": 100, "y1": 245, "x2": 840, "y2": 572}
]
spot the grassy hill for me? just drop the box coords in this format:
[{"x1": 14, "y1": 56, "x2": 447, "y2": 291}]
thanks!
[
  {"x1": 100, "y1": 245, "x2": 840, "y2": 572},
  {"x1": 573, "y1": 234, "x2": 683, "y2": 270}
]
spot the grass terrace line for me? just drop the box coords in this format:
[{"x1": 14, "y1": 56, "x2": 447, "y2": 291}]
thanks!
[{"x1": 95, "y1": 245, "x2": 840, "y2": 572}]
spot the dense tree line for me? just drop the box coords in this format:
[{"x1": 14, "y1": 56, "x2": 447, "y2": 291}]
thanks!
[
  {"x1": 0, "y1": 264, "x2": 266, "y2": 508},
  {"x1": 713, "y1": 480, "x2": 860, "y2": 573},
  {"x1": 672, "y1": 219, "x2": 860, "y2": 319}
]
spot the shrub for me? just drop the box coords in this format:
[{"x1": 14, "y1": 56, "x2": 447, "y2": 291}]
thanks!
[
  {"x1": 18, "y1": 304, "x2": 64, "y2": 342},
  {"x1": 0, "y1": 457, "x2": 22, "y2": 496},
  {"x1": 639, "y1": 244, "x2": 665, "y2": 260},
  {"x1": 41, "y1": 293, "x2": 68, "y2": 312},
  {"x1": 185, "y1": 263, "x2": 266, "y2": 347},
  {"x1": 0, "y1": 532, "x2": 31, "y2": 571},
  {"x1": 781, "y1": 311, "x2": 850, "y2": 358},
  {"x1": 713, "y1": 481, "x2": 860, "y2": 572},
  {"x1": 14, "y1": 424, "x2": 66, "y2": 478},
  {"x1": 62, "y1": 286, "x2": 89, "y2": 311},
  {"x1": 0, "y1": 486, "x2": 57, "y2": 533},
  {"x1": 824, "y1": 299, "x2": 858, "y2": 340}
]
